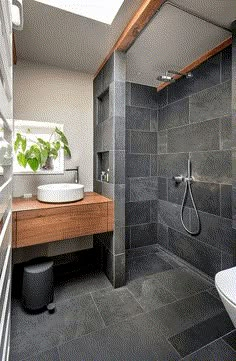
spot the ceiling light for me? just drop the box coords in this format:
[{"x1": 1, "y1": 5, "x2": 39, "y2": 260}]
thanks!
[{"x1": 34, "y1": 0, "x2": 125, "y2": 24}]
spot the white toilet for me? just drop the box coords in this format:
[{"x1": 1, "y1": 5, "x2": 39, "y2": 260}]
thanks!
[{"x1": 215, "y1": 266, "x2": 236, "y2": 327}]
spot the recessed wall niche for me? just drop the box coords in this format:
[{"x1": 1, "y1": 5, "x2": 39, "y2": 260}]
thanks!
[
  {"x1": 97, "y1": 88, "x2": 109, "y2": 124},
  {"x1": 97, "y1": 151, "x2": 110, "y2": 182}
]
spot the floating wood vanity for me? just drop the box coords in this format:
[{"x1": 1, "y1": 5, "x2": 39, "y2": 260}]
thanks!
[{"x1": 12, "y1": 192, "x2": 114, "y2": 248}]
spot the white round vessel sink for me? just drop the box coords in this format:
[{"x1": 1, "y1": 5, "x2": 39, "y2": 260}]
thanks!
[{"x1": 37, "y1": 183, "x2": 84, "y2": 203}]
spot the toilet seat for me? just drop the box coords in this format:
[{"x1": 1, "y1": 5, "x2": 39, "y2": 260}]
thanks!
[{"x1": 215, "y1": 267, "x2": 236, "y2": 306}]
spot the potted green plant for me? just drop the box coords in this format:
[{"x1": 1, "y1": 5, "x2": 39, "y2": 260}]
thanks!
[{"x1": 14, "y1": 127, "x2": 71, "y2": 172}]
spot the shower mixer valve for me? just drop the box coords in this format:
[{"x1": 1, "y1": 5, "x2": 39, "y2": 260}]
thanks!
[{"x1": 173, "y1": 175, "x2": 193, "y2": 183}]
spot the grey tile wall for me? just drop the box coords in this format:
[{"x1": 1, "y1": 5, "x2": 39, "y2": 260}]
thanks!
[
  {"x1": 232, "y1": 25, "x2": 236, "y2": 237},
  {"x1": 125, "y1": 82, "x2": 158, "y2": 249},
  {"x1": 93, "y1": 51, "x2": 126, "y2": 288},
  {"x1": 156, "y1": 45, "x2": 234, "y2": 278}
]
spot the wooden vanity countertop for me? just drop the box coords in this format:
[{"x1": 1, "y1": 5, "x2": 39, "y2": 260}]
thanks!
[{"x1": 12, "y1": 192, "x2": 113, "y2": 212}]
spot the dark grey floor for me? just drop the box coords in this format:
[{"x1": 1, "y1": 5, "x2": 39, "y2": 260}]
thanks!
[{"x1": 10, "y1": 246, "x2": 236, "y2": 361}]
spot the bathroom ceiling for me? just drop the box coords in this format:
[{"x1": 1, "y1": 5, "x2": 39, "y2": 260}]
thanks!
[
  {"x1": 126, "y1": 2, "x2": 233, "y2": 87},
  {"x1": 14, "y1": 0, "x2": 143, "y2": 73}
]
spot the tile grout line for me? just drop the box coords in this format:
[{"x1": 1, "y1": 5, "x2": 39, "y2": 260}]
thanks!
[{"x1": 90, "y1": 292, "x2": 107, "y2": 328}]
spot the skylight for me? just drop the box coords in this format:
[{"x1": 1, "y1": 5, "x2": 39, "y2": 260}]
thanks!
[{"x1": 34, "y1": 0, "x2": 125, "y2": 24}]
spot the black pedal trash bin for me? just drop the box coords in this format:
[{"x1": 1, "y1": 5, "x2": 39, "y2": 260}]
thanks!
[{"x1": 22, "y1": 258, "x2": 54, "y2": 312}]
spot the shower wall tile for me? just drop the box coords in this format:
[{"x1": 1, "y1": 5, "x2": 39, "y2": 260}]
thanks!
[
  {"x1": 155, "y1": 46, "x2": 234, "y2": 278},
  {"x1": 150, "y1": 200, "x2": 158, "y2": 222},
  {"x1": 221, "y1": 45, "x2": 232, "y2": 83},
  {"x1": 158, "y1": 177, "x2": 167, "y2": 201},
  {"x1": 158, "y1": 153, "x2": 189, "y2": 178},
  {"x1": 220, "y1": 184, "x2": 232, "y2": 219},
  {"x1": 130, "y1": 177, "x2": 158, "y2": 202},
  {"x1": 190, "y1": 210, "x2": 233, "y2": 255},
  {"x1": 130, "y1": 83, "x2": 158, "y2": 108},
  {"x1": 221, "y1": 251, "x2": 235, "y2": 271},
  {"x1": 126, "y1": 82, "x2": 131, "y2": 106},
  {"x1": 168, "y1": 228, "x2": 221, "y2": 277},
  {"x1": 158, "y1": 97, "x2": 189, "y2": 131},
  {"x1": 126, "y1": 154, "x2": 150, "y2": 178},
  {"x1": 157, "y1": 87, "x2": 168, "y2": 108},
  {"x1": 126, "y1": 130, "x2": 131, "y2": 154},
  {"x1": 150, "y1": 109, "x2": 158, "y2": 131},
  {"x1": 126, "y1": 201, "x2": 150, "y2": 226},
  {"x1": 157, "y1": 222, "x2": 168, "y2": 248},
  {"x1": 190, "y1": 52, "x2": 221, "y2": 94},
  {"x1": 93, "y1": 51, "x2": 126, "y2": 288},
  {"x1": 158, "y1": 130, "x2": 167, "y2": 154},
  {"x1": 168, "y1": 180, "x2": 221, "y2": 216},
  {"x1": 126, "y1": 106, "x2": 150, "y2": 130},
  {"x1": 158, "y1": 200, "x2": 190, "y2": 233},
  {"x1": 191, "y1": 150, "x2": 232, "y2": 184},
  {"x1": 167, "y1": 53, "x2": 221, "y2": 103},
  {"x1": 130, "y1": 131, "x2": 157, "y2": 154},
  {"x1": 167, "y1": 118, "x2": 220, "y2": 153},
  {"x1": 189, "y1": 80, "x2": 231, "y2": 123},
  {"x1": 114, "y1": 151, "x2": 125, "y2": 185},
  {"x1": 130, "y1": 223, "x2": 157, "y2": 248},
  {"x1": 114, "y1": 116, "x2": 125, "y2": 151},
  {"x1": 220, "y1": 116, "x2": 232, "y2": 150},
  {"x1": 151, "y1": 155, "x2": 158, "y2": 176},
  {"x1": 103, "y1": 118, "x2": 113, "y2": 151}
]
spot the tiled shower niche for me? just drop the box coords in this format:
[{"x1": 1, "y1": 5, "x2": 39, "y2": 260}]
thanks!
[
  {"x1": 97, "y1": 151, "x2": 110, "y2": 182},
  {"x1": 97, "y1": 88, "x2": 109, "y2": 124}
]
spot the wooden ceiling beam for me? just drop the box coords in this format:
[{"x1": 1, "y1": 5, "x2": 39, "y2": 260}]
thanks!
[
  {"x1": 157, "y1": 36, "x2": 232, "y2": 91},
  {"x1": 13, "y1": 32, "x2": 17, "y2": 65},
  {"x1": 94, "y1": 0, "x2": 166, "y2": 78}
]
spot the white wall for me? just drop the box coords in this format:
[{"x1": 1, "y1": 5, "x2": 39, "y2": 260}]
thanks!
[
  {"x1": 13, "y1": 60, "x2": 94, "y2": 262},
  {"x1": 13, "y1": 60, "x2": 93, "y2": 196}
]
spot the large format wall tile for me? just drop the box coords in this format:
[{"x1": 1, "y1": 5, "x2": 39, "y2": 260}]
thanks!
[
  {"x1": 126, "y1": 154, "x2": 150, "y2": 178},
  {"x1": 221, "y1": 45, "x2": 232, "y2": 83},
  {"x1": 168, "y1": 228, "x2": 222, "y2": 277},
  {"x1": 190, "y1": 210, "x2": 233, "y2": 255},
  {"x1": 220, "y1": 116, "x2": 232, "y2": 150},
  {"x1": 126, "y1": 201, "x2": 150, "y2": 226},
  {"x1": 130, "y1": 131, "x2": 157, "y2": 154},
  {"x1": 130, "y1": 223, "x2": 157, "y2": 248},
  {"x1": 191, "y1": 150, "x2": 232, "y2": 184},
  {"x1": 130, "y1": 83, "x2": 158, "y2": 108},
  {"x1": 130, "y1": 177, "x2": 158, "y2": 202},
  {"x1": 158, "y1": 153, "x2": 189, "y2": 178},
  {"x1": 158, "y1": 200, "x2": 190, "y2": 233},
  {"x1": 158, "y1": 97, "x2": 189, "y2": 130},
  {"x1": 167, "y1": 53, "x2": 221, "y2": 103},
  {"x1": 168, "y1": 180, "x2": 221, "y2": 216},
  {"x1": 126, "y1": 106, "x2": 150, "y2": 130},
  {"x1": 167, "y1": 118, "x2": 220, "y2": 153},
  {"x1": 220, "y1": 184, "x2": 232, "y2": 219},
  {"x1": 189, "y1": 80, "x2": 231, "y2": 123}
]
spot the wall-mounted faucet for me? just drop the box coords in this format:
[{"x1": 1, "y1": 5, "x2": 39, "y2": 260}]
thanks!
[{"x1": 65, "y1": 166, "x2": 79, "y2": 184}]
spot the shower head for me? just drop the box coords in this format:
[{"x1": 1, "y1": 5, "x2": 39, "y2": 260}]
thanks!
[
  {"x1": 156, "y1": 72, "x2": 175, "y2": 83},
  {"x1": 168, "y1": 70, "x2": 193, "y2": 78}
]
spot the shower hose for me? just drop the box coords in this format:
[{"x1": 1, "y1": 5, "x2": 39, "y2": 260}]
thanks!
[{"x1": 179, "y1": 159, "x2": 201, "y2": 236}]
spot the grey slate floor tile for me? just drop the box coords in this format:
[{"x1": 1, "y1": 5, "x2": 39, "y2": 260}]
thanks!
[
  {"x1": 58, "y1": 312, "x2": 180, "y2": 361},
  {"x1": 151, "y1": 268, "x2": 212, "y2": 300},
  {"x1": 11, "y1": 249, "x2": 233, "y2": 361},
  {"x1": 127, "y1": 275, "x2": 177, "y2": 311},
  {"x1": 54, "y1": 269, "x2": 112, "y2": 302},
  {"x1": 169, "y1": 311, "x2": 234, "y2": 357},
  {"x1": 128, "y1": 253, "x2": 173, "y2": 281},
  {"x1": 223, "y1": 330, "x2": 236, "y2": 351},
  {"x1": 10, "y1": 293, "x2": 105, "y2": 360},
  {"x1": 181, "y1": 338, "x2": 236, "y2": 361},
  {"x1": 143, "y1": 291, "x2": 224, "y2": 338},
  {"x1": 21, "y1": 347, "x2": 60, "y2": 361},
  {"x1": 91, "y1": 287, "x2": 144, "y2": 326}
]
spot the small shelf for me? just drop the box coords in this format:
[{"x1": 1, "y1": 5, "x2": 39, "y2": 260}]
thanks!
[{"x1": 97, "y1": 151, "x2": 110, "y2": 182}]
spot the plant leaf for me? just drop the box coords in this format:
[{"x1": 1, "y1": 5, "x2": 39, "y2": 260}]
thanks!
[
  {"x1": 27, "y1": 158, "x2": 39, "y2": 172},
  {"x1": 17, "y1": 152, "x2": 27, "y2": 168},
  {"x1": 64, "y1": 145, "x2": 71, "y2": 158}
]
